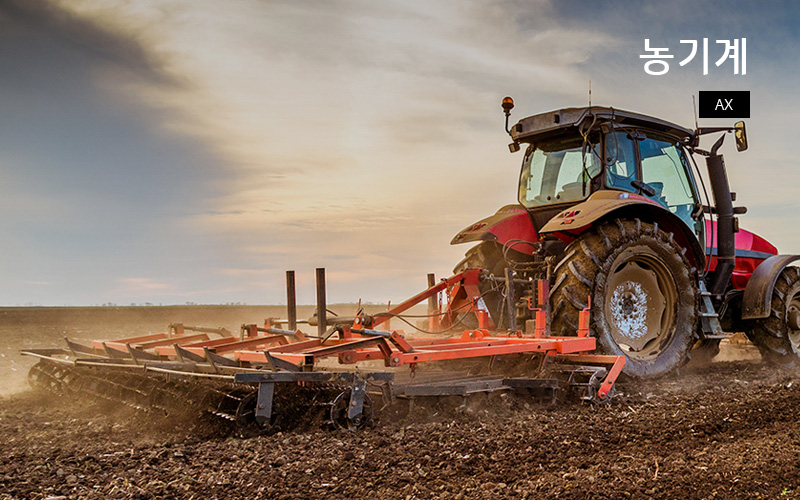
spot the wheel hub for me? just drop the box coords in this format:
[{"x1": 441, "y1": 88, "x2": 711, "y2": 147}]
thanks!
[
  {"x1": 609, "y1": 281, "x2": 649, "y2": 340},
  {"x1": 620, "y1": 292, "x2": 637, "y2": 316},
  {"x1": 604, "y1": 254, "x2": 674, "y2": 356}
]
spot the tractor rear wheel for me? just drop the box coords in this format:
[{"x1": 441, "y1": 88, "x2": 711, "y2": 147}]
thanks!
[
  {"x1": 550, "y1": 219, "x2": 698, "y2": 378},
  {"x1": 453, "y1": 241, "x2": 507, "y2": 329},
  {"x1": 747, "y1": 266, "x2": 800, "y2": 366}
]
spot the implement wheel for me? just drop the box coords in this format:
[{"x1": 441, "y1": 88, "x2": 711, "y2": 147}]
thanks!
[
  {"x1": 747, "y1": 267, "x2": 800, "y2": 366},
  {"x1": 550, "y1": 219, "x2": 698, "y2": 378}
]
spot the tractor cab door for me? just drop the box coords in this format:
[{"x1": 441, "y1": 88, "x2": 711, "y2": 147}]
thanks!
[
  {"x1": 517, "y1": 134, "x2": 603, "y2": 229},
  {"x1": 604, "y1": 130, "x2": 704, "y2": 243}
]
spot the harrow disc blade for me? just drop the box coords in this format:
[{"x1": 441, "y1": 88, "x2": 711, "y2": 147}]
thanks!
[{"x1": 329, "y1": 388, "x2": 373, "y2": 431}]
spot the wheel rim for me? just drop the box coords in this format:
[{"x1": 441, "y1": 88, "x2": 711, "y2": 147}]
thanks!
[
  {"x1": 603, "y1": 249, "x2": 677, "y2": 360},
  {"x1": 787, "y1": 296, "x2": 800, "y2": 351}
]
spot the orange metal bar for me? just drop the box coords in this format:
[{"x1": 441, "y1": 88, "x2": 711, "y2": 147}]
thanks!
[
  {"x1": 235, "y1": 338, "x2": 354, "y2": 362},
  {"x1": 304, "y1": 337, "x2": 386, "y2": 356},
  {"x1": 155, "y1": 334, "x2": 295, "y2": 359},
  {"x1": 388, "y1": 331, "x2": 414, "y2": 353},
  {"x1": 154, "y1": 345, "x2": 207, "y2": 357},
  {"x1": 263, "y1": 339, "x2": 323, "y2": 353},
  {"x1": 92, "y1": 333, "x2": 168, "y2": 350},
  {"x1": 154, "y1": 335, "x2": 277, "y2": 357},
  {"x1": 370, "y1": 270, "x2": 481, "y2": 329},
  {"x1": 133, "y1": 333, "x2": 209, "y2": 349},
  {"x1": 154, "y1": 330, "x2": 309, "y2": 358},
  {"x1": 242, "y1": 324, "x2": 259, "y2": 338},
  {"x1": 102, "y1": 333, "x2": 209, "y2": 351},
  {"x1": 235, "y1": 350, "x2": 283, "y2": 363},
  {"x1": 184, "y1": 336, "x2": 253, "y2": 348},
  {"x1": 558, "y1": 353, "x2": 626, "y2": 400},
  {"x1": 577, "y1": 296, "x2": 591, "y2": 338},
  {"x1": 214, "y1": 334, "x2": 288, "y2": 353},
  {"x1": 274, "y1": 335, "x2": 594, "y2": 367},
  {"x1": 476, "y1": 309, "x2": 489, "y2": 329}
]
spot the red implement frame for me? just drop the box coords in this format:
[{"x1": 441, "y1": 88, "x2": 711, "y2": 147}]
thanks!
[
  {"x1": 236, "y1": 270, "x2": 624, "y2": 400},
  {"x1": 71, "y1": 268, "x2": 625, "y2": 402}
]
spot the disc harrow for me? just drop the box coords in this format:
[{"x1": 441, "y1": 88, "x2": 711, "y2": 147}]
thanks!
[{"x1": 22, "y1": 267, "x2": 626, "y2": 436}]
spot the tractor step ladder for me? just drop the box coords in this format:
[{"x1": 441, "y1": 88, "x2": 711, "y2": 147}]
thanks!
[{"x1": 698, "y1": 281, "x2": 729, "y2": 340}]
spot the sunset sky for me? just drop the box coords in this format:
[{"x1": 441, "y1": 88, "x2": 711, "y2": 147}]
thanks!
[{"x1": 1, "y1": 0, "x2": 799, "y2": 306}]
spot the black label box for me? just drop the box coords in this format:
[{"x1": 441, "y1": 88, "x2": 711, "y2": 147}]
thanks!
[{"x1": 698, "y1": 91, "x2": 750, "y2": 118}]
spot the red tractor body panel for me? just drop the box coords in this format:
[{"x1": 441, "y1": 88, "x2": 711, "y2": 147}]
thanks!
[
  {"x1": 450, "y1": 204, "x2": 539, "y2": 254},
  {"x1": 705, "y1": 220, "x2": 779, "y2": 289}
]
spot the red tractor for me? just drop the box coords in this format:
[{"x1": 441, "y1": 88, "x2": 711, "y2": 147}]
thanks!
[{"x1": 452, "y1": 98, "x2": 800, "y2": 378}]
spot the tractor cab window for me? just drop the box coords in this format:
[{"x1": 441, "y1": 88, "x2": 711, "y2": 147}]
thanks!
[
  {"x1": 518, "y1": 137, "x2": 600, "y2": 208},
  {"x1": 605, "y1": 131, "x2": 638, "y2": 194},
  {"x1": 639, "y1": 137, "x2": 696, "y2": 226},
  {"x1": 604, "y1": 130, "x2": 699, "y2": 230}
]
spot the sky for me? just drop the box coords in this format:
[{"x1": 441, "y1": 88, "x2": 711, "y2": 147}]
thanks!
[{"x1": 1, "y1": 0, "x2": 799, "y2": 306}]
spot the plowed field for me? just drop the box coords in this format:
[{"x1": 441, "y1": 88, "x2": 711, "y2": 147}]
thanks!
[{"x1": 2, "y1": 307, "x2": 799, "y2": 500}]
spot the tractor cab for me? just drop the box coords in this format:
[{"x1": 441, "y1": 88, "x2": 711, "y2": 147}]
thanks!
[{"x1": 511, "y1": 106, "x2": 704, "y2": 244}]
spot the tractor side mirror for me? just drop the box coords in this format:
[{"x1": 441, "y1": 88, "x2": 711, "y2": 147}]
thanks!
[{"x1": 734, "y1": 121, "x2": 748, "y2": 152}]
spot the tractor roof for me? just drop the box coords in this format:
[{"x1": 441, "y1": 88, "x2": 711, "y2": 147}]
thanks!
[{"x1": 510, "y1": 106, "x2": 694, "y2": 143}]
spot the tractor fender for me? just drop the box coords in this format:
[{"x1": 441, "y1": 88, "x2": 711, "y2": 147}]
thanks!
[
  {"x1": 741, "y1": 254, "x2": 800, "y2": 319},
  {"x1": 450, "y1": 204, "x2": 538, "y2": 253},
  {"x1": 538, "y1": 190, "x2": 706, "y2": 268}
]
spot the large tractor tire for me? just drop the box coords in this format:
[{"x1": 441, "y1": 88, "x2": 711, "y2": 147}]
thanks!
[
  {"x1": 746, "y1": 266, "x2": 800, "y2": 366},
  {"x1": 550, "y1": 219, "x2": 699, "y2": 378},
  {"x1": 453, "y1": 241, "x2": 509, "y2": 329}
]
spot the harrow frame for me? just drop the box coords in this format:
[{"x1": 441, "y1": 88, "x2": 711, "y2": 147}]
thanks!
[{"x1": 22, "y1": 267, "x2": 625, "y2": 433}]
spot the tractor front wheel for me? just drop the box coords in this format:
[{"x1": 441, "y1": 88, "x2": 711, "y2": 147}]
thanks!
[
  {"x1": 747, "y1": 266, "x2": 800, "y2": 366},
  {"x1": 550, "y1": 219, "x2": 699, "y2": 378}
]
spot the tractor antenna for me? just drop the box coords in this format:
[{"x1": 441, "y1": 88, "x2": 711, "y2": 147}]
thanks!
[
  {"x1": 588, "y1": 80, "x2": 592, "y2": 107},
  {"x1": 692, "y1": 94, "x2": 699, "y2": 129}
]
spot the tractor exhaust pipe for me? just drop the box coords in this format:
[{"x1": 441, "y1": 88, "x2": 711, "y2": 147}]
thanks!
[{"x1": 706, "y1": 135, "x2": 735, "y2": 295}]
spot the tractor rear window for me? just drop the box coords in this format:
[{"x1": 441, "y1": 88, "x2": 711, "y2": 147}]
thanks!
[{"x1": 518, "y1": 138, "x2": 600, "y2": 208}]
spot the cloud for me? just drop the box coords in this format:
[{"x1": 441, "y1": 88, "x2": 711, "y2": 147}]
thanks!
[
  {"x1": 117, "y1": 278, "x2": 169, "y2": 292},
  {"x1": 0, "y1": 0, "x2": 174, "y2": 86},
  {"x1": 3, "y1": 0, "x2": 798, "y2": 306}
]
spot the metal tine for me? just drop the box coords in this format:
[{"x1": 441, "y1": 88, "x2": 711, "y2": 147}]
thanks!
[
  {"x1": 64, "y1": 337, "x2": 102, "y2": 357},
  {"x1": 127, "y1": 343, "x2": 160, "y2": 363},
  {"x1": 264, "y1": 352, "x2": 300, "y2": 372},
  {"x1": 102, "y1": 342, "x2": 131, "y2": 359},
  {"x1": 204, "y1": 347, "x2": 238, "y2": 369},
  {"x1": 175, "y1": 344, "x2": 206, "y2": 363}
]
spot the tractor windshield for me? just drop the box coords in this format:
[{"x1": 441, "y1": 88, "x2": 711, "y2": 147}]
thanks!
[{"x1": 518, "y1": 137, "x2": 601, "y2": 208}]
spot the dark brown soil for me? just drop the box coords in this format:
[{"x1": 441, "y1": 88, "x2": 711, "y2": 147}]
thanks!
[
  {"x1": 2, "y1": 307, "x2": 797, "y2": 499},
  {"x1": 3, "y1": 359, "x2": 800, "y2": 500}
]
